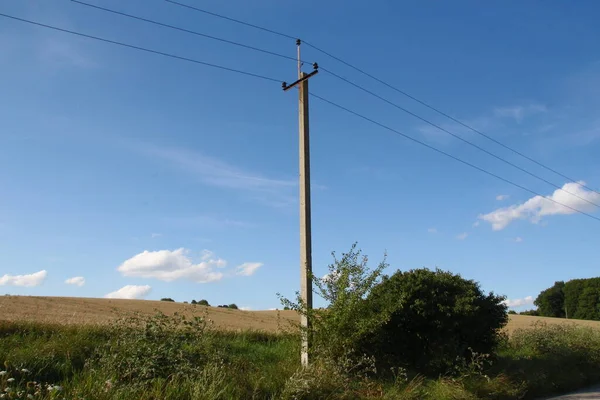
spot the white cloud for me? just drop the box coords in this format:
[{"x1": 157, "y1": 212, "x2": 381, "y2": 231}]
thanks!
[
  {"x1": 151, "y1": 233, "x2": 162, "y2": 238},
  {"x1": 117, "y1": 248, "x2": 225, "y2": 283},
  {"x1": 427, "y1": 227, "x2": 437, "y2": 234},
  {"x1": 65, "y1": 276, "x2": 85, "y2": 287},
  {"x1": 479, "y1": 181, "x2": 600, "y2": 230},
  {"x1": 456, "y1": 232, "x2": 468, "y2": 240},
  {"x1": 503, "y1": 296, "x2": 534, "y2": 308},
  {"x1": 514, "y1": 237, "x2": 523, "y2": 243},
  {"x1": 0, "y1": 270, "x2": 47, "y2": 287},
  {"x1": 496, "y1": 194, "x2": 510, "y2": 201},
  {"x1": 494, "y1": 104, "x2": 547, "y2": 122},
  {"x1": 104, "y1": 285, "x2": 151, "y2": 300},
  {"x1": 472, "y1": 221, "x2": 480, "y2": 228},
  {"x1": 235, "y1": 262, "x2": 263, "y2": 276}
]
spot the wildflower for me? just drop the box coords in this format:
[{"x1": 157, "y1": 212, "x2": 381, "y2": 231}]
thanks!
[
  {"x1": 6, "y1": 378, "x2": 14, "y2": 382},
  {"x1": 0, "y1": 371, "x2": 6, "y2": 376},
  {"x1": 28, "y1": 395, "x2": 34, "y2": 399},
  {"x1": 21, "y1": 368, "x2": 29, "y2": 374}
]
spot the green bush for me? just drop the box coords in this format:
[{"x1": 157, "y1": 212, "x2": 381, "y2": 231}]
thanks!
[
  {"x1": 366, "y1": 268, "x2": 508, "y2": 375},
  {"x1": 228, "y1": 304, "x2": 239, "y2": 310},
  {"x1": 280, "y1": 243, "x2": 389, "y2": 369},
  {"x1": 94, "y1": 313, "x2": 210, "y2": 383},
  {"x1": 198, "y1": 299, "x2": 210, "y2": 306},
  {"x1": 160, "y1": 298, "x2": 175, "y2": 302}
]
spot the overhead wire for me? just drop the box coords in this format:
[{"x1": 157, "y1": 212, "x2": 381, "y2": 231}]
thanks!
[
  {"x1": 3, "y1": 10, "x2": 599, "y2": 224},
  {"x1": 70, "y1": 0, "x2": 311, "y2": 65},
  {"x1": 0, "y1": 13, "x2": 282, "y2": 83},
  {"x1": 310, "y1": 93, "x2": 600, "y2": 223},
  {"x1": 319, "y1": 67, "x2": 600, "y2": 208},
  {"x1": 164, "y1": 0, "x2": 600, "y2": 196}
]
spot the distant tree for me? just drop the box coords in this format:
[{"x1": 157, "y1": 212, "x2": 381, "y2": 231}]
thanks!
[
  {"x1": 519, "y1": 309, "x2": 539, "y2": 316},
  {"x1": 508, "y1": 310, "x2": 517, "y2": 315},
  {"x1": 183, "y1": 301, "x2": 188, "y2": 304},
  {"x1": 191, "y1": 300, "x2": 198, "y2": 305},
  {"x1": 160, "y1": 298, "x2": 175, "y2": 302},
  {"x1": 217, "y1": 305, "x2": 228, "y2": 308},
  {"x1": 534, "y1": 281, "x2": 565, "y2": 318},
  {"x1": 228, "y1": 304, "x2": 239, "y2": 310},
  {"x1": 283, "y1": 306, "x2": 291, "y2": 311},
  {"x1": 198, "y1": 299, "x2": 210, "y2": 306}
]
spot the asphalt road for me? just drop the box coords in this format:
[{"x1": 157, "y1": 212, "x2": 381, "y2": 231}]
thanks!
[{"x1": 545, "y1": 386, "x2": 600, "y2": 399}]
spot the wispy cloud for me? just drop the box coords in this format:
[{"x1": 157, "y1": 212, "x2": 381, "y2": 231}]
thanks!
[
  {"x1": 151, "y1": 233, "x2": 162, "y2": 238},
  {"x1": 162, "y1": 215, "x2": 254, "y2": 230},
  {"x1": 513, "y1": 237, "x2": 523, "y2": 243},
  {"x1": 136, "y1": 144, "x2": 296, "y2": 207},
  {"x1": 427, "y1": 227, "x2": 438, "y2": 234},
  {"x1": 496, "y1": 194, "x2": 510, "y2": 201},
  {"x1": 65, "y1": 276, "x2": 85, "y2": 287},
  {"x1": 0, "y1": 270, "x2": 47, "y2": 287},
  {"x1": 235, "y1": 262, "x2": 263, "y2": 276},
  {"x1": 479, "y1": 181, "x2": 600, "y2": 230},
  {"x1": 494, "y1": 104, "x2": 547, "y2": 123},
  {"x1": 39, "y1": 37, "x2": 96, "y2": 69},
  {"x1": 456, "y1": 232, "x2": 468, "y2": 240}
]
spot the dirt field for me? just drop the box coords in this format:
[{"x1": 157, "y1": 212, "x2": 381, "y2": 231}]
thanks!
[{"x1": 2, "y1": 295, "x2": 600, "y2": 334}]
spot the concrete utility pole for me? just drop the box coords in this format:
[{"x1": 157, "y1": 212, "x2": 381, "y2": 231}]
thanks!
[{"x1": 282, "y1": 39, "x2": 318, "y2": 367}]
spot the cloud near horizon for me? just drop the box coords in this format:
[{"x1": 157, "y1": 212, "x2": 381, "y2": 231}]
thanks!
[
  {"x1": 0, "y1": 270, "x2": 47, "y2": 287},
  {"x1": 104, "y1": 285, "x2": 151, "y2": 299},
  {"x1": 503, "y1": 296, "x2": 534, "y2": 308},
  {"x1": 479, "y1": 181, "x2": 600, "y2": 230},
  {"x1": 117, "y1": 248, "x2": 225, "y2": 283}
]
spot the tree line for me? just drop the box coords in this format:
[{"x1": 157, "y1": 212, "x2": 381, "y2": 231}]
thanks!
[{"x1": 534, "y1": 278, "x2": 600, "y2": 320}]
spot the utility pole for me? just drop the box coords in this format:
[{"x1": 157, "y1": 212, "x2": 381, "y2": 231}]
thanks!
[{"x1": 282, "y1": 39, "x2": 318, "y2": 367}]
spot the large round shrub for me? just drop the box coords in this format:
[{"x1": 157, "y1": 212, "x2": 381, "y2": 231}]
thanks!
[{"x1": 365, "y1": 268, "x2": 508, "y2": 374}]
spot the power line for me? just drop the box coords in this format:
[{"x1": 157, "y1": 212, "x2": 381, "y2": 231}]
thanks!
[
  {"x1": 310, "y1": 92, "x2": 600, "y2": 224},
  {"x1": 303, "y1": 42, "x2": 600, "y2": 197},
  {"x1": 164, "y1": 0, "x2": 599, "y2": 196},
  {"x1": 165, "y1": 0, "x2": 296, "y2": 40},
  {"x1": 73, "y1": 0, "x2": 597, "y2": 208},
  {"x1": 0, "y1": 12, "x2": 282, "y2": 83},
  {"x1": 319, "y1": 67, "x2": 600, "y2": 209},
  {"x1": 70, "y1": 0, "x2": 311, "y2": 65}
]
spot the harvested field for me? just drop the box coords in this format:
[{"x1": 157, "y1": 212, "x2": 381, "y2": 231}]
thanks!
[{"x1": 1, "y1": 295, "x2": 600, "y2": 334}]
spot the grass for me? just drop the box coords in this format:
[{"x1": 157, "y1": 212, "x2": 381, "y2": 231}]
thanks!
[{"x1": 2, "y1": 314, "x2": 600, "y2": 399}]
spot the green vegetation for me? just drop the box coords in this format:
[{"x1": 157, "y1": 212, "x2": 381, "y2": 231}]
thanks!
[
  {"x1": 160, "y1": 298, "x2": 175, "y2": 302},
  {"x1": 535, "y1": 281, "x2": 565, "y2": 318},
  {"x1": 2, "y1": 245, "x2": 600, "y2": 399},
  {"x1": 2, "y1": 316, "x2": 600, "y2": 399},
  {"x1": 535, "y1": 278, "x2": 600, "y2": 320}
]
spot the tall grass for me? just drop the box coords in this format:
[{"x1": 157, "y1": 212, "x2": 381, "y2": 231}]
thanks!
[{"x1": 1, "y1": 317, "x2": 600, "y2": 399}]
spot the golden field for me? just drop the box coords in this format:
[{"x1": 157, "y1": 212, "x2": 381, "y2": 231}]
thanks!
[{"x1": 2, "y1": 295, "x2": 600, "y2": 334}]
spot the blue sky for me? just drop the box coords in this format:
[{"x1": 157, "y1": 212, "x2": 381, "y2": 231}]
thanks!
[{"x1": 1, "y1": 0, "x2": 600, "y2": 310}]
